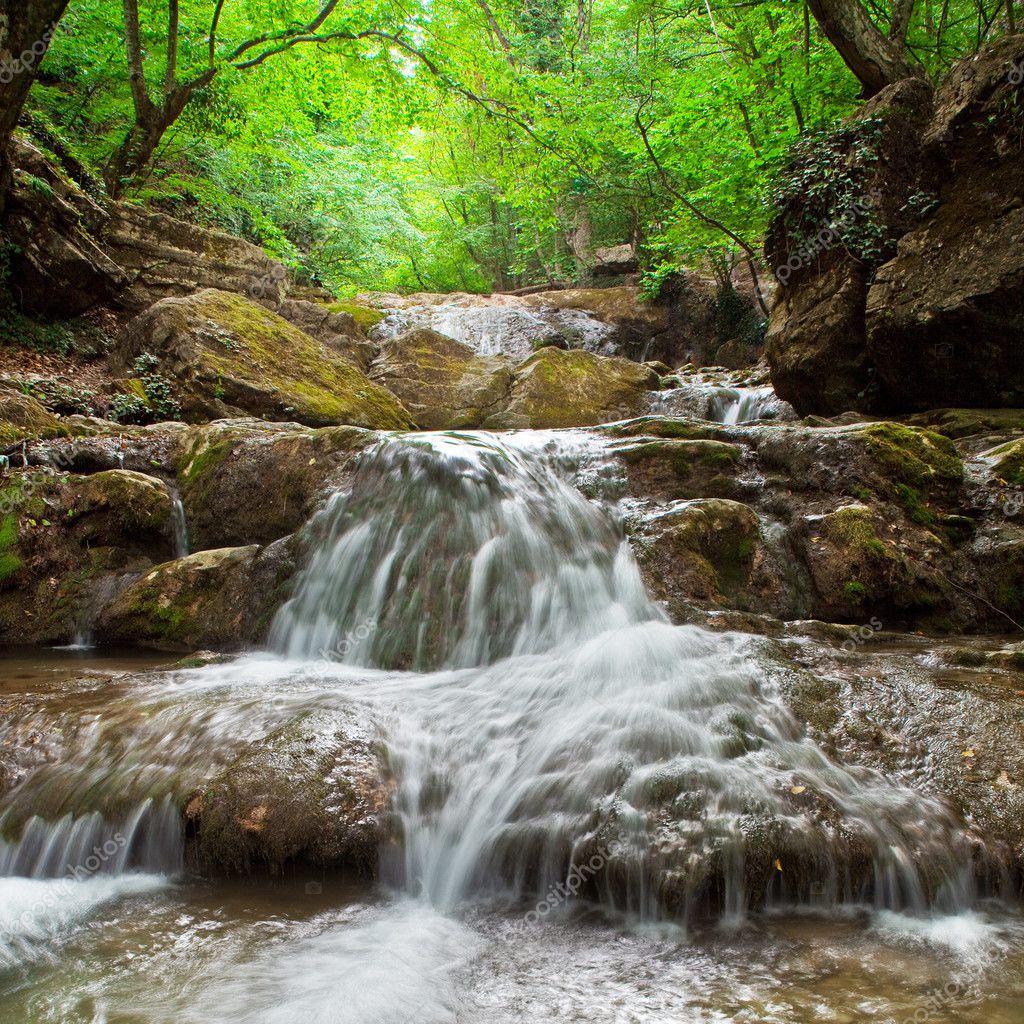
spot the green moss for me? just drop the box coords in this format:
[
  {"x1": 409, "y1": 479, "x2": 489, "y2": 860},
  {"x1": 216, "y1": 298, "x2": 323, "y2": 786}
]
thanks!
[
  {"x1": 189, "y1": 291, "x2": 410, "y2": 429},
  {"x1": 843, "y1": 580, "x2": 868, "y2": 601},
  {"x1": 862, "y1": 422, "x2": 964, "y2": 492},
  {"x1": 993, "y1": 439, "x2": 1024, "y2": 486},
  {"x1": 949, "y1": 648, "x2": 987, "y2": 667},
  {"x1": 325, "y1": 300, "x2": 384, "y2": 332},
  {"x1": 895, "y1": 483, "x2": 936, "y2": 527},
  {"x1": 0, "y1": 513, "x2": 22, "y2": 583}
]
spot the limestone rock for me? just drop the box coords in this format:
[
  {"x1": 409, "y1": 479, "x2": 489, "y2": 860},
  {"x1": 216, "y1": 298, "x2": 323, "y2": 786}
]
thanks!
[
  {"x1": 368, "y1": 328, "x2": 513, "y2": 429},
  {"x1": 97, "y1": 541, "x2": 295, "y2": 650},
  {"x1": 485, "y1": 347, "x2": 658, "y2": 429},
  {"x1": 112, "y1": 289, "x2": 413, "y2": 429}
]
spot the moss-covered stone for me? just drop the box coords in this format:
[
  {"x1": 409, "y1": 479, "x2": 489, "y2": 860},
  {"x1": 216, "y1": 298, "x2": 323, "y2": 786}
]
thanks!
[
  {"x1": 0, "y1": 389, "x2": 69, "y2": 448},
  {"x1": 96, "y1": 542, "x2": 295, "y2": 650},
  {"x1": 861, "y1": 422, "x2": 964, "y2": 494},
  {"x1": 484, "y1": 347, "x2": 658, "y2": 429},
  {"x1": 636, "y1": 498, "x2": 768, "y2": 614},
  {"x1": 188, "y1": 706, "x2": 387, "y2": 875},
  {"x1": 176, "y1": 420, "x2": 377, "y2": 550},
  {"x1": 993, "y1": 438, "x2": 1024, "y2": 486},
  {"x1": 616, "y1": 438, "x2": 743, "y2": 502},
  {"x1": 324, "y1": 300, "x2": 384, "y2": 333},
  {"x1": 113, "y1": 289, "x2": 413, "y2": 430},
  {"x1": 76, "y1": 470, "x2": 173, "y2": 544},
  {"x1": 368, "y1": 328, "x2": 514, "y2": 430}
]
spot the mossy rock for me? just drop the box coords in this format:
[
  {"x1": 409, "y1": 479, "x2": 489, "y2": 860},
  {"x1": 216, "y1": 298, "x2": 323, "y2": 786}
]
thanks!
[
  {"x1": 113, "y1": 289, "x2": 413, "y2": 430},
  {"x1": 368, "y1": 328, "x2": 514, "y2": 429},
  {"x1": 616, "y1": 439, "x2": 743, "y2": 501},
  {"x1": 603, "y1": 417, "x2": 724, "y2": 441},
  {"x1": 484, "y1": 347, "x2": 658, "y2": 429},
  {"x1": 176, "y1": 420, "x2": 377, "y2": 550},
  {"x1": 0, "y1": 389, "x2": 69, "y2": 449},
  {"x1": 860, "y1": 422, "x2": 964, "y2": 495},
  {"x1": 324, "y1": 300, "x2": 385, "y2": 333},
  {"x1": 993, "y1": 438, "x2": 1024, "y2": 486},
  {"x1": 75, "y1": 470, "x2": 173, "y2": 545},
  {"x1": 96, "y1": 542, "x2": 294, "y2": 650},
  {"x1": 905, "y1": 408, "x2": 1024, "y2": 440},
  {"x1": 638, "y1": 498, "x2": 767, "y2": 611},
  {"x1": 188, "y1": 707, "x2": 388, "y2": 875},
  {"x1": 801, "y1": 503, "x2": 944, "y2": 620}
]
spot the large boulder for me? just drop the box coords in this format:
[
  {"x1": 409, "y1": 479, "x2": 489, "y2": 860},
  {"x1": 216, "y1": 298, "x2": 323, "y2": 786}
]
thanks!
[
  {"x1": 0, "y1": 467, "x2": 178, "y2": 644},
  {"x1": 112, "y1": 289, "x2": 413, "y2": 429},
  {"x1": 766, "y1": 36, "x2": 1024, "y2": 416},
  {"x1": 176, "y1": 420, "x2": 377, "y2": 550},
  {"x1": 765, "y1": 78, "x2": 934, "y2": 415},
  {"x1": 96, "y1": 542, "x2": 294, "y2": 650},
  {"x1": 368, "y1": 328, "x2": 514, "y2": 429},
  {"x1": 485, "y1": 347, "x2": 658, "y2": 428},
  {"x1": 187, "y1": 705, "x2": 387, "y2": 875},
  {"x1": 865, "y1": 37, "x2": 1024, "y2": 410}
]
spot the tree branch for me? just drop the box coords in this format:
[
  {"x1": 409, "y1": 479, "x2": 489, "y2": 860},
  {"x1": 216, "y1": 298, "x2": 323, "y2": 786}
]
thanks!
[{"x1": 635, "y1": 93, "x2": 769, "y2": 316}]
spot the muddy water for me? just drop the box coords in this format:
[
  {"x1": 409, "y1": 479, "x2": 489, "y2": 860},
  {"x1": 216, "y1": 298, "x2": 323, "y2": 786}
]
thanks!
[
  {"x1": 2, "y1": 431, "x2": 1024, "y2": 1021},
  {"x1": 0, "y1": 857, "x2": 1022, "y2": 1023}
]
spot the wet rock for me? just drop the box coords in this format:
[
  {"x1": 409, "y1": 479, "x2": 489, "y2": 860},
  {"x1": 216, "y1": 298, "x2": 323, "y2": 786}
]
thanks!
[
  {"x1": 485, "y1": 348, "x2": 658, "y2": 429},
  {"x1": 775, "y1": 631, "x2": 1024, "y2": 872},
  {"x1": 96, "y1": 541, "x2": 296, "y2": 650},
  {"x1": 112, "y1": 289, "x2": 413, "y2": 430},
  {"x1": 0, "y1": 467, "x2": 177, "y2": 644},
  {"x1": 632, "y1": 498, "x2": 785, "y2": 619},
  {"x1": 75, "y1": 470, "x2": 174, "y2": 548},
  {"x1": 766, "y1": 37, "x2": 1024, "y2": 415},
  {"x1": 368, "y1": 328, "x2": 514, "y2": 429},
  {"x1": 176, "y1": 419, "x2": 377, "y2": 550},
  {"x1": 187, "y1": 706, "x2": 388, "y2": 875},
  {"x1": 615, "y1": 438, "x2": 745, "y2": 502}
]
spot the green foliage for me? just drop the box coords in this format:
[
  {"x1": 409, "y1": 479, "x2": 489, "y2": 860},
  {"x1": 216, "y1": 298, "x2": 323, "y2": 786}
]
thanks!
[{"x1": 22, "y1": 0, "x2": 1005, "y2": 295}]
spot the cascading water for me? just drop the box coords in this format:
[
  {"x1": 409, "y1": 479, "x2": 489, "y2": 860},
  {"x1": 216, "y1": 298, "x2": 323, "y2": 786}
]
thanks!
[
  {"x1": 270, "y1": 431, "x2": 978, "y2": 919},
  {"x1": 371, "y1": 299, "x2": 619, "y2": 360},
  {"x1": 650, "y1": 382, "x2": 797, "y2": 423},
  {"x1": 2, "y1": 430, "x2": 1021, "y2": 1021}
]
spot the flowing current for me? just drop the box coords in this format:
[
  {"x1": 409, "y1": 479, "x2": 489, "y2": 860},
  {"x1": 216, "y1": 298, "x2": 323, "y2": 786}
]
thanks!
[
  {"x1": 0, "y1": 430, "x2": 1017, "y2": 1021},
  {"x1": 271, "y1": 432, "x2": 975, "y2": 916}
]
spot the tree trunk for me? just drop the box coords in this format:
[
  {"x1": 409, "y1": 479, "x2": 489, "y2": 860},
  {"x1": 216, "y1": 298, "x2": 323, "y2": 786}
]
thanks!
[
  {"x1": 0, "y1": 0, "x2": 70, "y2": 214},
  {"x1": 104, "y1": 85, "x2": 197, "y2": 198},
  {"x1": 807, "y1": 0, "x2": 919, "y2": 96}
]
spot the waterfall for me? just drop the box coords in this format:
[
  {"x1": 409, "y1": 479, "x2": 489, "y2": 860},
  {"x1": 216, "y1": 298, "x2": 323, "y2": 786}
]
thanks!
[
  {"x1": 370, "y1": 300, "x2": 619, "y2": 360},
  {"x1": 169, "y1": 491, "x2": 190, "y2": 558},
  {"x1": 271, "y1": 431, "x2": 977, "y2": 919},
  {"x1": 650, "y1": 383, "x2": 796, "y2": 423}
]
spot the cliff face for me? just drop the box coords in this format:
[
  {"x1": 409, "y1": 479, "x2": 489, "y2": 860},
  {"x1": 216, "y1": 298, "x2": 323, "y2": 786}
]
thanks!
[
  {"x1": 3, "y1": 139, "x2": 287, "y2": 318},
  {"x1": 766, "y1": 35, "x2": 1024, "y2": 417}
]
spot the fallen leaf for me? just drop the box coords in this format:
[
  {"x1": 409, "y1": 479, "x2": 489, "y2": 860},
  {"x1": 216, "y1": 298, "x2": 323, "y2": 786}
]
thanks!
[
  {"x1": 962, "y1": 749, "x2": 975, "y2": 758},
  {"x1": 774, "y1": 858, "x2": 783, "y2": 872},
  {"x1": 791, "y1": 785, "x2": 806, "y2": 795}
]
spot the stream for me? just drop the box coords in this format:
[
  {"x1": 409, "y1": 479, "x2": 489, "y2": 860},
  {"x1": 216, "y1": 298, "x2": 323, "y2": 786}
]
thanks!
[{"x1": 0, "y1": 431, "x2": 1022, "y2": 1021}]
